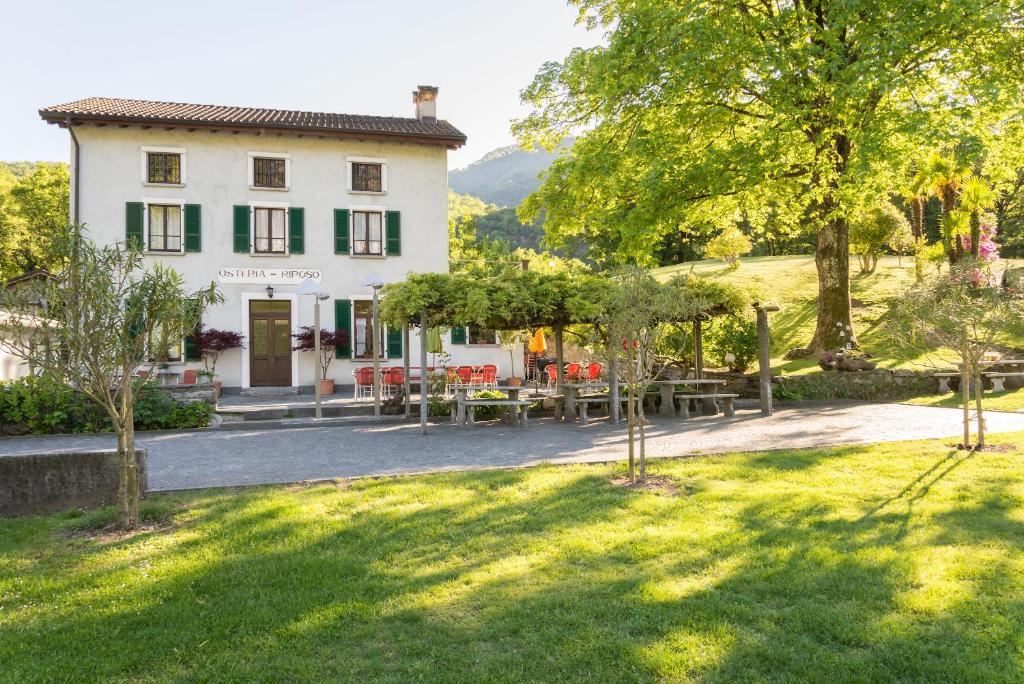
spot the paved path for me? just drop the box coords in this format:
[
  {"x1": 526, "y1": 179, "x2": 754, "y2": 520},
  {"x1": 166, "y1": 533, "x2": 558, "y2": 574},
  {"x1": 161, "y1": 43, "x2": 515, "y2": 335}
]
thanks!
[{"x1": 2, "y1": 402, "x2": 1022, "y2": 491}]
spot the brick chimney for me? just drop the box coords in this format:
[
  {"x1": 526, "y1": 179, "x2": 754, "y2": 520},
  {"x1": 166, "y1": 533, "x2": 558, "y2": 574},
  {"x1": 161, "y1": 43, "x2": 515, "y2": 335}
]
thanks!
[{"x1": 413, "y1": 85, "x2": 438, "y2": 122}]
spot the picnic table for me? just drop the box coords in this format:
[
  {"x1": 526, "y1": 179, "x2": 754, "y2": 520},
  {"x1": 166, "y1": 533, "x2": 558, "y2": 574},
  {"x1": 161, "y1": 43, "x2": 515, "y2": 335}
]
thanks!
[
  {"x1": 449, "y1": 384, "x2": 530, "y2": 426},
  {"x1": 563, "y1": 383, "x2": 609, "y2": 422},
  {"x1": 953, "y1": 359, "x2": 1024, "y2": 393},
  {"x1": 650, "y1": 379, "x2": 728, "y2": 417}
]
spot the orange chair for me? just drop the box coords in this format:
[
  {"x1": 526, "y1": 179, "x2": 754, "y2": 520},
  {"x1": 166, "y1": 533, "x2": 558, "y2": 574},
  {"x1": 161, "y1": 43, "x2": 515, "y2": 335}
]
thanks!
[
  {"x1": 457, "y1": 365, "x2": 474, "y2": 384},
  {"x1": 544, "y1": 364, "x2": 558, "y2": 389},
  {"x1": 586, "y1": 362, "x2": 603, "y2": 381},
  {"x1": 566, "y1": 362, "x2": 583, "y2": 382},
  {"x1": 353, "y1": 367, "x2": 375, "y2": 400},
  {"x1": 481, "y1": 364, "x2": 498, "y2": 386}
]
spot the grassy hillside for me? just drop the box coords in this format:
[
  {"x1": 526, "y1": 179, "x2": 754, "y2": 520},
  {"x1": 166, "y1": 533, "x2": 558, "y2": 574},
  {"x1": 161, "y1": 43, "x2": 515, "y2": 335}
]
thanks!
[{"x1": 653, "y1": 255, "x2": 1024, "y2": 373}]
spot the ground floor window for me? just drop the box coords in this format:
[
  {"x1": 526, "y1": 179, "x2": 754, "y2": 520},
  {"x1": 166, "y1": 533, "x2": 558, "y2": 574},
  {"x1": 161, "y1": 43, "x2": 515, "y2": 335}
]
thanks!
[
  {"x1": 353, "y1": 300, "x2": 385, "y2": 359},
  {"x1": 467, "y1": 324, "x2": 497, "y2": 345},
  {"x1": 148, "y1": 204, "x2": 182, "y2": 252},
  {"x1": 254, "y1": 207, "x2": 286, "y2": 253}
]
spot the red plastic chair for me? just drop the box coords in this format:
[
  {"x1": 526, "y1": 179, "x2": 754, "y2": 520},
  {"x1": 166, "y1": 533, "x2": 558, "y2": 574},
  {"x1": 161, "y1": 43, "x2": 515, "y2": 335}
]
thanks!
[
  {"x1": 566, "y1": 362, "x2": 583, "y2": 382},
  {"x1": 383, "y1": 367, "x2": 404, "y2": 397},
  {"x1": 586, "y1": 362, "x2": 603, "y2": 381},
  {"x1": 544, "y1": 364, "x2": 557, "y2": 389},
  {"x1": 469, "y1": 366, "x2": 486, "y2": 385},
  {"x1": 457, "y1": 366, "x2": 474, "y2": 384},
  {"x1": 353, "y1": 367, "x2": 375, "y2": 400},
  {"x1": 481, "y1": 364, "x2": 498, "y2": 385}
]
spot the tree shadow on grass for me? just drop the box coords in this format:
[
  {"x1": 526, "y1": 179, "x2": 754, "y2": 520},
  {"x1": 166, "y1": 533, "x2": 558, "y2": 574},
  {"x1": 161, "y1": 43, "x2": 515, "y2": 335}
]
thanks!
[{"x1": 4, "y1": 449, "x2": 1024, "y2": 682}]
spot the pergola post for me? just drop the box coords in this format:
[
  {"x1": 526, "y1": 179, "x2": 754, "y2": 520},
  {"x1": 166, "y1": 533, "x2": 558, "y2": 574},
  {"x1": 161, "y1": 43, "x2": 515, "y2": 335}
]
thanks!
[
  {"x1": 554, "y1": 325, "x2": 565, "y2": 420},
  {"x1": 403, "y1": 324, "x2": 411, "y2": 419},
  {"x1": 419, "y1": 311, "x2": 428, "y2": 434},
  {"x1": 608, "y1": 334, "x2": 620, "y2": 423},
  {"x1": 694, "y1": 318, "x2": 715, "y2": 415},
  {"x1": 754, "y1": 304, "x2": 778, "y2": 417}
]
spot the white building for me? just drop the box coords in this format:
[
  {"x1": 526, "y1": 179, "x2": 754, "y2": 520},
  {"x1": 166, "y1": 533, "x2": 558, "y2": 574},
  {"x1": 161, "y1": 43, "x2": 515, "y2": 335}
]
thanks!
[{"x1": 39, "y1": 87, "x2": 513, "y2": 392}]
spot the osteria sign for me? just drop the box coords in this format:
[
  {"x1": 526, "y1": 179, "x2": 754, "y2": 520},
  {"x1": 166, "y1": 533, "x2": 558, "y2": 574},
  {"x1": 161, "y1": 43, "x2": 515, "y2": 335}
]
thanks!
[{"x1": 217, "y1": 267, "x2": 322, "y2": 285}]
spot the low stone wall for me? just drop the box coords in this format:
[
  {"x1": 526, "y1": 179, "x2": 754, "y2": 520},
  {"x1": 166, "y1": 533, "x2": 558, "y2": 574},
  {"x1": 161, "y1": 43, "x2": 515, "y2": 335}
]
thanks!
[
  {"x1": 705, "y1": 369, "x2": 940, "y2": 401},
  {"x1": 0, "y1": 449, "x2": 148, "y2": 516},
  {"x1": 157, "y1": 382, "x2": 217, "y2": 406}
]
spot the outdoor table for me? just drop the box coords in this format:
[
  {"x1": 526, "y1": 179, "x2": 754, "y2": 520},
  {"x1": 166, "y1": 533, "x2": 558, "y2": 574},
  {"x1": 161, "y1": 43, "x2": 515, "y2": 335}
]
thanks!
[
  {"x1": 563, "y1": 383, "x2": 609, "y2": 422},
  {"x1": 650, "y1": 379, "x2": 727, "y2": 417},
  {"x1": 449, "y1": 384, "x2": 523, "y2": 426}
]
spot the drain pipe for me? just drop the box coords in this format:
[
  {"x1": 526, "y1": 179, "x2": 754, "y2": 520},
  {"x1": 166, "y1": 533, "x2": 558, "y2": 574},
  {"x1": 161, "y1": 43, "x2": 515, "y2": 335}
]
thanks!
[{"x1": 65, "y1": 116, "x2": 80, "y2": 225}]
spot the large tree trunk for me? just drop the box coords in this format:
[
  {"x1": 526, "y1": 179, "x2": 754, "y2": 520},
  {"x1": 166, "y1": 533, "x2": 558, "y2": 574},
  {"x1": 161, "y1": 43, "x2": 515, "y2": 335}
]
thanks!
[
  {"x1": 969, "y1": 210, "x2": 981, "y2": 259},
  {"x1": 809, "y1": 214, "x2": 854, "y2": 353},
  {"x1": 809, "y1": 136, "x2": 855, "y2": 354}
]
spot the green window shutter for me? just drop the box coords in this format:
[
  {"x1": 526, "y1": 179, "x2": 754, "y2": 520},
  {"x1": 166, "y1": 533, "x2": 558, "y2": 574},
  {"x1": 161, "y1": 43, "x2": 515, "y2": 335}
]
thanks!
[
  {"x1": 233, "y1": 205, "x2": 250, "y2": 253},
  {"x1": 386, "y1": 210, "x2": 401, "y2": 255},
  {"x1": 451, "y1": 326, "x2": 467, "y2": 345},
  {"x1": 125, "y1": 202, "x2": 144, "y2": 249},
  {"x1": 288, "y1": 207, "x2": 305, "y2": 254},
  {"x1": 386, "y1": 326, "x2": 402, "y2": 359},
  {"x1": 334, "y1": 299, "x2": 352, "y2": 358},
  {"x1": 334, "y1": 209, "x2": 350, "y2": 254},
  {"x1": 184, "y1": 204, "x2": 201, "y2": 252}
]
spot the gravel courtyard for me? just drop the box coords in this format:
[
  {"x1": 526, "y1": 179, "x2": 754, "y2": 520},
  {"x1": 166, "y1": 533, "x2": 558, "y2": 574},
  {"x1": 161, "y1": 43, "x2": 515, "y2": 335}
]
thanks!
[{"x1": 1, "y1": 401, "x2": 1022, "y2": 491}]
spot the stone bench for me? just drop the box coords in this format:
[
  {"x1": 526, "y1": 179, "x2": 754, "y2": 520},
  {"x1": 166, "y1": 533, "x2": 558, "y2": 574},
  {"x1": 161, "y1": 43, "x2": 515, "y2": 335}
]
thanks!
[
  {"x1": 674, "y1": 393, "x2": 739, "y2": 418},
  {"x1": 462, "y1": 398, "x2": 533, "y2": 427},
  {"x1": 575, "y1": 394, "x2": 610, "y2": 426},
  {"x1": 984, "y1": 372, "x2": 1024, "y2": 393},
  {"x1": 933, "y1": 372, "x2": 960, "y2": 393}
]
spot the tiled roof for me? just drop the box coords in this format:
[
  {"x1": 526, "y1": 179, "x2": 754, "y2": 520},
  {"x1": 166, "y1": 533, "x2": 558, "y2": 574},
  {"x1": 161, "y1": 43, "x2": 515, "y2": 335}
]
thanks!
[{"x1": 40, "y1": 97, "x2": 466, "y2": 146}]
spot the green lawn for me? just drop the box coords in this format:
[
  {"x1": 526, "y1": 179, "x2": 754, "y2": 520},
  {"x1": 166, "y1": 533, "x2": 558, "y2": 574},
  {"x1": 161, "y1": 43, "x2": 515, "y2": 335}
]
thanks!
[
  {"x1": 906, "y1": 387, "x2": 1024, "y2": 412},
  {"x1": 653, "y1": 255, "x2": 1024, "y2": 374},
  {"x1": 4, "y1": 435, "x2": 1024, "y2": 682}
]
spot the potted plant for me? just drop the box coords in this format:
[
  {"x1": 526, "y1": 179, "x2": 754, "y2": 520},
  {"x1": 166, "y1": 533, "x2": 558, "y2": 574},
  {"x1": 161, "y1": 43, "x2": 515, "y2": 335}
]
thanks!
[
  {"x1": 497, "y1": 329, "x2": 525, "y2": 386},
  {"x1": 193, "y1": 327, "x2": 245, "y2": 399},
  {"x1": 292, "y1": 326, "x2": 340, "y2": 395}
]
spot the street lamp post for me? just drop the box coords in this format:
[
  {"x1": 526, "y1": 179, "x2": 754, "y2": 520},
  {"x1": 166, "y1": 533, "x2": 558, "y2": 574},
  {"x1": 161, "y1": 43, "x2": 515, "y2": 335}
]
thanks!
[
  {"x1": 295, "y1": 279, "x2": 331, "y2": 420},
  {"x1": 361, "y1": 271, "x2": 386, "y2": 417}
]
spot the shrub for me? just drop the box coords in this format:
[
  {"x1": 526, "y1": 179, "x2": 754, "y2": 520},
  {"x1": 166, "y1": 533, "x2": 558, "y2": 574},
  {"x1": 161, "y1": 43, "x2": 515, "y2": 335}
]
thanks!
[
  {"x1": 0, "y1": 377, "x2": 210, "y2": 434},
  {"x1": 704, "y1": 316, "x2": 759, "y2": 372},
  {"x1": 850, "y1": 202, "x2": 910, "y2": 273},
  {"x1": 469, "y1": 389, "x2": 509, "y2": 420},
  {"x1": 706, "y1": 226, "x2": 753, "y2": 269}
]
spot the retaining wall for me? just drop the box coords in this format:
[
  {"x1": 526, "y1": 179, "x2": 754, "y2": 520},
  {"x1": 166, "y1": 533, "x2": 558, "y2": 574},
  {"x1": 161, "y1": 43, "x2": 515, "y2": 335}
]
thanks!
[{"x1": 0, "y1": 449, "x2": 147, "y2": 516}]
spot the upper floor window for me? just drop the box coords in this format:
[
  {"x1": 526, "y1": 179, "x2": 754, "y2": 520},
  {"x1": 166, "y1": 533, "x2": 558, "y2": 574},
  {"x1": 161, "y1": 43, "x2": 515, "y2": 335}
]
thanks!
[
  {"x1": 352, "y1": 162, "x2": 383, "y2": 192},
  {"x1": 147, "y1": 153, "x2": 181, "y2": 184},
  {"x1": 253, "y1": 157, "x2": 287, "y2": 189},
  {"x1": 142, "y1": 147, "x2": 186, "y2": 185},
  {"x1": 254, "y1": 207, "x2": 286, "y2": 253},
  {"x1": 348, "y1": 157, "x2": 386, "y2": 193},
  {"x1": 467, "y1": 324, "x2": 497, "y2": 346},
  {"x1": 148, "y1": 204, "x2": 182, "y2": 252},
  {"x1": 352, "y1": 211, "x2": 383, "y2": 255}
]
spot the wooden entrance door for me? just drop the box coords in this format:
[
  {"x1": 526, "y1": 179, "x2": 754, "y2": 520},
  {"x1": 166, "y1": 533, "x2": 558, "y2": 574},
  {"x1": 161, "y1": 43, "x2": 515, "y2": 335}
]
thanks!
[{"x1": 249, "y1": 300, "x2": 292, "y2": 387}]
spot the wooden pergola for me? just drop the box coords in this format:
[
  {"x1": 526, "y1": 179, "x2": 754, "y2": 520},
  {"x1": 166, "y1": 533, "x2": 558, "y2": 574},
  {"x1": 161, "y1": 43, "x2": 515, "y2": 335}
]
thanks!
[{"x1": 380, "y1": 270, "x2": 754, "y2": 432}]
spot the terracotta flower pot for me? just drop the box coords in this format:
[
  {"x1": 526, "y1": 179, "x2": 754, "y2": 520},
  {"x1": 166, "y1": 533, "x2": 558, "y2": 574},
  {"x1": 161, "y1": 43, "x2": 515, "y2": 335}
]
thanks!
[
  {"x1": 183, "y1": 369, "x2": 198, "y2": 384},
  {"x1": 319, "y1": 378, "x2": 336, "y2": 395},
  {"x1": 506, "y1": 377, "x2": 523, "y2": 387}
]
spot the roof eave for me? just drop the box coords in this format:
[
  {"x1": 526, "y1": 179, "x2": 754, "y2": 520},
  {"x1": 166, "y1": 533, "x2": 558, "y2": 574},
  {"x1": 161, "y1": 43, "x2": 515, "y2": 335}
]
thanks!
[{"x1": 39, "y1": 110, "x2": 467, "y2": 149}]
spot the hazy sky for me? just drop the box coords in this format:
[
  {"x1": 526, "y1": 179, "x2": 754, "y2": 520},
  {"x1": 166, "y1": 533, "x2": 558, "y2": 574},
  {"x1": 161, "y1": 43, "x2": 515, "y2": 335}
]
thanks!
[{"x1": 0, "y1": 1, "x2": 601, "y2": 169}]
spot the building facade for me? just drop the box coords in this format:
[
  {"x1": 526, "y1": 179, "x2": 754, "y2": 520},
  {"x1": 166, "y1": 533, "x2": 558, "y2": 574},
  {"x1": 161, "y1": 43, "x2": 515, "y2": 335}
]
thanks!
[{"x1": 40, "y1": 88, "x2": 513, "y2": 392}]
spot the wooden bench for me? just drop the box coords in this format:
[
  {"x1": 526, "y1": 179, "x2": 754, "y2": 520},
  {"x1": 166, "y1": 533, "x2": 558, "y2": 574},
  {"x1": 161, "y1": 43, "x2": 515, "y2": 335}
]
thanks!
[
  {"x1": 575, "y1": 394, "x2": 610, "y2": 425},
  {"x1": 984, "y1": 372, "x2": 1024, "y2": 393},
  {"x1": 462, "y1": 398, "x2": 534, "y2": 427},
  {"x1": 933, "y1": 372, "x2": 960, "y2": 393},
  {"x1": 674, "y1": 393, "x2": 739, "y2": 418}
]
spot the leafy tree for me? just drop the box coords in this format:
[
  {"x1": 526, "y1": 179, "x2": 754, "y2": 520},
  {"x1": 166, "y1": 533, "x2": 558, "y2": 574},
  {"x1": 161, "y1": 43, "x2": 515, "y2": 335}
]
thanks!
[
  {"x1": 0, "y1": 226, "x2": 221, "y2": 528},
  {"x1": 292, "y1": 327, "x2": 340, "y2": 379},
  {"x1": 850, "y1": 203, "x2": 911, "y2": 274},
  {"x1": 891, "y1": 259, "x2": 1023, "y2": 449},
  {"x1": 959, "y1": 176, "x2": 997, "y2": 259},
  {"x1": 705, "y1": 225, "x2": 753, "y2": 270},
  {"x1": 0, "y1": 162, "x2": 69, "y2": 280},
  {"x1": 927, "y1": 153, "x2": 972, "y2": 263},
  {"x1": 192, "y1": 327, "x2": 244, "y2": 379},
  {"x1": 515, "y1": 0, "x2": 1021, "y2": 354},
  {"x1": 902, "y1": 168, "x2": 931, "y2": 241}
]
